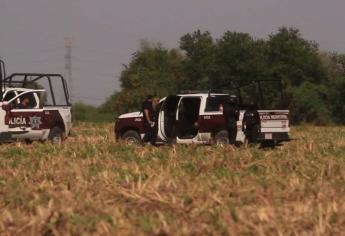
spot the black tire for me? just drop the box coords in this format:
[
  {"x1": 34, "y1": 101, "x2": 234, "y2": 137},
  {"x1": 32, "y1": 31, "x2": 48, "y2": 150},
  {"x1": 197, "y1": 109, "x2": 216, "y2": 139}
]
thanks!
[
  {"x1": 260, "y1": 140, "x2": 276, "y2": 149},
  {"x1": 122, "y1": 130, "x2": 141, "y2": 145},
  {"x1": 49, "y1": 127, "x2": 64, "y2": 145},
  {"x1": 167, "y1": 137, "x2": 177, "y2": 145},
  {"x1": 25, "y1": 139, "x2": 33, "y2": 145},
  {"x1": 212, "y1": 130, "x2": 229, "y2": 146}
]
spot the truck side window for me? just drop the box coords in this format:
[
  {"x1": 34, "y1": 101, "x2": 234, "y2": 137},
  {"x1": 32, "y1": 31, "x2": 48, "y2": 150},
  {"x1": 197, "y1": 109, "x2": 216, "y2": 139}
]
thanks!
[
  {"x1": 3, "y1": 91, "x2": 16, "y2": 101},
  {"x1": 11, "y1": 92, "x2": 38, "y2": 109},
  {"x1": 205, "y1": 96, "x2": 228, "y2": 112},
  {"x1": 23, "y1": 93, "x2": 38, "y2": 108}
]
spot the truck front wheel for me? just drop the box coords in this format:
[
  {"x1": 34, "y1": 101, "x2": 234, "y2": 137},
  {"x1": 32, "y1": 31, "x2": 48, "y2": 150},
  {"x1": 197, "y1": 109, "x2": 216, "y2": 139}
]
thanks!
[
  {"x1": 49, "y1": 127, "x2": 64, "y2": 145},
  {"x1": 122, "y1": 130, "x2": 141, "y2": 145},
  {"x1": 212, "y1": 130, "x2": 229, "y2": 147}
]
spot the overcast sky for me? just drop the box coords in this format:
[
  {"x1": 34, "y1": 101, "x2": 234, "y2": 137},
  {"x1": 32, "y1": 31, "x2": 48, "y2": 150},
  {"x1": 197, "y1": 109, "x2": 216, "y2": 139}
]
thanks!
[{"x1": 0, "y1": 0, "x2": 344, "y2": 105}]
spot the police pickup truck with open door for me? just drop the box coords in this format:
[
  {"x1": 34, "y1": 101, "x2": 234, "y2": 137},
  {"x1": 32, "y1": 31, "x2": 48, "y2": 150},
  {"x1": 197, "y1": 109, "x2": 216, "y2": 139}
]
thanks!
[{"x1": 115, "y1": 80, "x2": 291, "y2": 146}]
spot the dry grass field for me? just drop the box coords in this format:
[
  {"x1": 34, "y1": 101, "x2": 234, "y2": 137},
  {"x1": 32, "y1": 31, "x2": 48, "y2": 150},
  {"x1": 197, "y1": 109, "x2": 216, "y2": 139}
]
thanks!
[{"x1": 0, "y1": 123, "x2": 344, "y2": 235}]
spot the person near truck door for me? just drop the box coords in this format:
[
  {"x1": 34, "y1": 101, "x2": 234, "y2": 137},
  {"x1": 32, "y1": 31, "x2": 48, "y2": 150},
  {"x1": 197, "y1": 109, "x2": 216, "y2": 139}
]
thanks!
[
  {"x1": 222, "y1": 98, "x2": 239, "y2": 145},
  {"x1": 16, "y1": 97, "x2": 31, "y2": 109},
  {"x1": 242, "y1": 102, "x2": 261, "y2": 143},
  {"x1": 141, "y1": 95, "x2": 155, "y2": 145},
  {"x1": 151, "y1": 97, "x2": 161, "y2": 145}
]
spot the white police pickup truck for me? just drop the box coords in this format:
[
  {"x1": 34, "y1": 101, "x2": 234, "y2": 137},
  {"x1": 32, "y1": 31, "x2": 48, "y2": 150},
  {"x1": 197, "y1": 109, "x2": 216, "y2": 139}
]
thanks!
[
  {"x1": 0, "y1": 60, "x2": 72, "y2": 144},
  {"x1": 115, "y1": 86, "x2": 290, "y2": 146}
]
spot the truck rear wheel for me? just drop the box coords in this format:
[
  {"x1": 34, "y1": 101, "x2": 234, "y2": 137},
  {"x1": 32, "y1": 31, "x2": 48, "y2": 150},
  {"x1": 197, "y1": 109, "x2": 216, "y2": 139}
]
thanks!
[
  {"x1": 49, "y1": 127, "x2": 64, "y2": 145},
  {"x1": 213, "y1": 130, "x2": 229, "y2": 146},
  {"x1": 261, "y1": 140, "x2": 276, "y2": 148},
  {"x1": 122, "y1": 130, "x2": 141, "y2": 145}
]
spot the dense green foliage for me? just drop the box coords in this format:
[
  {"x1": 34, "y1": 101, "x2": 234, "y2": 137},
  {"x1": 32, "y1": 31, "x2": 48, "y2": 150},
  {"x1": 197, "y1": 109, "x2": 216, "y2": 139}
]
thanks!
[
  {"x1": 73, "y1": 102, "x2": 115, "y2": 123},
  {"x1": 103, "y1": 27, "x2": 345, "y2": 124},
  {"x1": 100, "y1": 41, "x2": 185, "y2": 115}
]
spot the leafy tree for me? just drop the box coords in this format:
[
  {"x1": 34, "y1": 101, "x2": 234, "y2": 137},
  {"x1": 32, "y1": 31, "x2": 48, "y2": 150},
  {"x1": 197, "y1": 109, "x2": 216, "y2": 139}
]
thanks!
[
  {"x1": 265, "y1": 27, "x2": 332, "y2": 122},
  {"x1": 267, "y1": 27, "x2": 327, "y2": 86},
  {"x1": 331, "y1": 53, "x2": 345, "y2": 74},
  {"x1": 101, "y1": 41, "x2": 185, "y2": 114},
  {"x1": 290, "y1": 82, "x2": 331, "y2": 124},
  {"x1": 179, "y1": 30, "x2": 216, "y2": 89},
  {"x1": 328, "y1": 76, "x2": 345, "y2": 124},
  {"x1": 212, "y1": 32, "x2": 268, "y2": 88}
]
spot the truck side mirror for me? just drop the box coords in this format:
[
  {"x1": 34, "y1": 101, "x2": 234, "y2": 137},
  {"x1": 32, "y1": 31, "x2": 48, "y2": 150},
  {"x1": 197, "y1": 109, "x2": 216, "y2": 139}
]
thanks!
[{"x1": 2, "y1": 103, "x2": 10, "y2": 111}]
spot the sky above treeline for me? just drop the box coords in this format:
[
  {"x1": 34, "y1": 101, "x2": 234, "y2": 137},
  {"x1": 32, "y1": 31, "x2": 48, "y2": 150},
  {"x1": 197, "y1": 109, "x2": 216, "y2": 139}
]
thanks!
[{"x1": 0, "y1": 0, "x2": 344, "y2": 105}]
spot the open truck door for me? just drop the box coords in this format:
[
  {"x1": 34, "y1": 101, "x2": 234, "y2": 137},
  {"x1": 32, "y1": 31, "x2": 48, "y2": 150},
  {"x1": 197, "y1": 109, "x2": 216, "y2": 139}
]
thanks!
[
  {"x1": 175, "y1": 96, "x2": 201, "y2": 140},
  {"x1": 158, "y1": 95, "x2": 180, "y2": 142}
]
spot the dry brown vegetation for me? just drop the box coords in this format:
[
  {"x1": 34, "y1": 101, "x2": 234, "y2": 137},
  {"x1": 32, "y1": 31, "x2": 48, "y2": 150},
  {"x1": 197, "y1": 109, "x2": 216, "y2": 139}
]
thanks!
[{"x1": 0, "y1": 123, "x2": 344, "y2": 235}]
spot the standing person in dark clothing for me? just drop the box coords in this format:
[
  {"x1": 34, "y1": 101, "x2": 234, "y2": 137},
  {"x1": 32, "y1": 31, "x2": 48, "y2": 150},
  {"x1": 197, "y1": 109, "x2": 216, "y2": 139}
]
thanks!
[
  {"x1": 151, "y1": 97, "x2": 161, "y2": 145},
  {"x1": 222, "y1": 97, "x2": 239, "y2": 145},
  {"x1": 242, "y1": 102, "x2": 261, "y2": 143},
  {"x1": 141, "y1": 95, "x2": 155, "y2": 144}
]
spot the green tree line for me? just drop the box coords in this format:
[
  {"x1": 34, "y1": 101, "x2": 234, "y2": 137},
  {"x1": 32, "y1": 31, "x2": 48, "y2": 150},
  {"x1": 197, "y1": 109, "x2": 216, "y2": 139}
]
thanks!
[{"x1": 101, "y1": 27, "x2": 345, "y2": 124}]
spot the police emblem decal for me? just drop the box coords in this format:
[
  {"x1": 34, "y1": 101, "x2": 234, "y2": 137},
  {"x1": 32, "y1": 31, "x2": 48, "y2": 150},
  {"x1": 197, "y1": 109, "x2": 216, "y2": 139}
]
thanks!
[{"x1": 29, "y1": 116, "x2": 42, "y2": 129}]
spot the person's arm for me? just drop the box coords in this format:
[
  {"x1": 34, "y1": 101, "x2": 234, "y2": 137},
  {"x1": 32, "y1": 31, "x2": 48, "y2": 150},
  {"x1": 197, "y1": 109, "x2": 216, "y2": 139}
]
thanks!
[
  {"x1": 242, "y1": 113, "x2": 246, "y2": 132},
  {"x1": 144, "y1": 109, "x2": 152, "y2": 124},
  {"x1": 256, "y1": 112, "x2": 261, "y2": 130},
  {"x1": 219, "y1": 104, "x2": 224, "y2": 112}
]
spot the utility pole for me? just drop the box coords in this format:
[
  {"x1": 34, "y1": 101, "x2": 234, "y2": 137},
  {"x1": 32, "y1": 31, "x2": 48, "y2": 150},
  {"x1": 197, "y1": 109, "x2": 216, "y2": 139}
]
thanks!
[{"x1": 64, "y1": 37, "x2": 73, "y2": 103}]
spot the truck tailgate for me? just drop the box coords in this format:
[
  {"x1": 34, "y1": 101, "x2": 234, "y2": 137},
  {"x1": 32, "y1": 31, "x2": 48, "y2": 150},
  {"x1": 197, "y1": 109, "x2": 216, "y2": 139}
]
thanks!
[{"x1": 259, "y1": 110, "x2": 290, "y2": 133}]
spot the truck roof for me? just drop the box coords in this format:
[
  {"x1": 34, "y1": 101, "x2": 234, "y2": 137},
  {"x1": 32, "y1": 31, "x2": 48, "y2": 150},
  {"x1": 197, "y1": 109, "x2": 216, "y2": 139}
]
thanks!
[
  {"x1": 3, "y1": 87, "x2": 45, "y2": 93},
  {"x1": 178, "y1": 93, "x2": 229, "y2": 97},
  {"x1": 159, "y1": 93, "x2": 235, "y2": 103}
]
